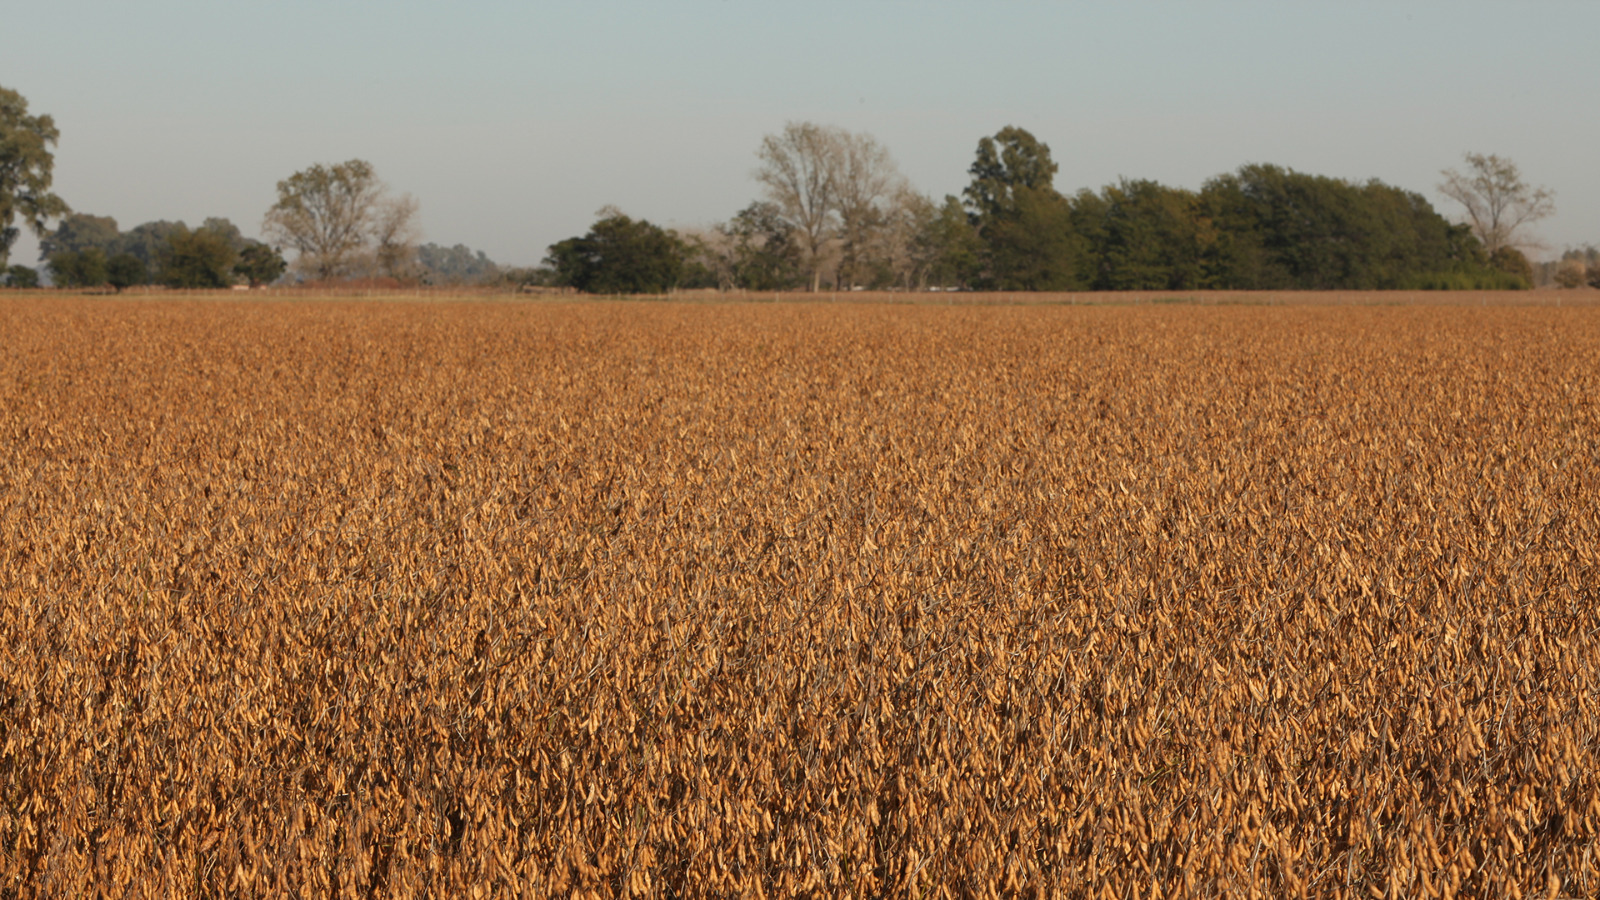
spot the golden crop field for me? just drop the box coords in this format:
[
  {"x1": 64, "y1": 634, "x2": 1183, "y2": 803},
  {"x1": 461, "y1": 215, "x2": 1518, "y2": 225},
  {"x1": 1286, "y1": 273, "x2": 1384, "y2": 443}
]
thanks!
[{"x1": 2, "y1": 294, "x2": 1598, "y2": 898}]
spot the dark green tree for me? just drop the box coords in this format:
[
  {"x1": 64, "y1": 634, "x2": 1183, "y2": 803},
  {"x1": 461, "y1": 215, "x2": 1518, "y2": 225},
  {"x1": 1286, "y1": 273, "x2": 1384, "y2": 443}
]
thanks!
[
  {"x1": 0, "y1": 86, "x2": 70, "y2": 267},
  {"x1": 201, "y1": 217, "x2": 249, "y2": 254},
  {"x1": 545, "y1": 209, "x2": 686, "y2": 294},
  {"x1": 917, "y1": 195, "x2": 983, "y2": 289},
  {"x1": 105, "y1": 253, "x2": 147, "y2": 292},
  {"x1": 159, "y1": 225, "x2": 237, "y2": 288},
  {"x1": 234, "y1": 241, "x2": 287, "y2": 286},
  {"x1": 3, "y1": 264, "x2": 39, "y2": 288},
  {"x1": 961, "y1": 127, "x2": 1084, "y2": 290},
  {"x1": 47, "y1": 248, "x2": 107, "y2": 288},
  {"x1": 118, "y1": 220, "x2": 187, "y2": 270},
  {"x1": 963, "y1": 126, "x2": 1060, "y2": 222},
  {"x1": 720, "y1": 201, "x2": 804, "y2": 291},
  {"x1": 39, "y1": 213, "x2": 120, "y2": 260},
  {"x1": 1075, "y1": 180, "x2": 1205, "y2": 290}
]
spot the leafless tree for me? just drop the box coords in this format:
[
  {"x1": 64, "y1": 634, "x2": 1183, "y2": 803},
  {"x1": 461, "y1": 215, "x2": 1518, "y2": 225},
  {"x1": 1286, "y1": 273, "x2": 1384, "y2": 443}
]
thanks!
[
  {"x1": 833, "y1": 131, "x2": 905, "y2": 289},
  {"x1": 1438, "y1": 153, "x2": 1554, "y2": 255},
  {"x1": 372, "y1": 194, "x2": 421, "y2": 279},
  {"x1": 262, "y1": 160, "x2": 421, "y2": 281},
  {"x1": 755, "y1": 122, "x2": 911, "y2": 292},
  {"x1": 755, "y1": 122, "x2": 845, "y2": 292}
]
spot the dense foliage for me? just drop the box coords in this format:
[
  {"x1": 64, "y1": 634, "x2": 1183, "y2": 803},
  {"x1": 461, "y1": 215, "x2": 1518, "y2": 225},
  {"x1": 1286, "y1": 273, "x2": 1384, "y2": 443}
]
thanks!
[{"x1": 545, "y1": 210, "x2": 686, "y2": 294}]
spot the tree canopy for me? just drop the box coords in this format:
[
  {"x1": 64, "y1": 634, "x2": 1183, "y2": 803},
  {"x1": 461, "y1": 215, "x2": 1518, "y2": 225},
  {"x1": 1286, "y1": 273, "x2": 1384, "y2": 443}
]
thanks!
[
  {"x1": 0, "y1": 86, "x2": 69, "y2": 267},
  {"x1": 545, "y1": 209, "x2": 687, "y2": 294},
  {"x1": 1438, "y1": 153, "x2": 1554, "y2": 256},
  {"x1": 262, "y1": 160, "x2": 419, "y2": 281}
]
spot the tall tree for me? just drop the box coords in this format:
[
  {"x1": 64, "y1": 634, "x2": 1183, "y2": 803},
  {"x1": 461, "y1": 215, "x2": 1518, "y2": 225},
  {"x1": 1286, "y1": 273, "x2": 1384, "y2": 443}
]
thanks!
[
  {"x1": 962, "y1": 126, "x2": 1060, "y2": 223},
  {"x1": 262, "y1": 160, "x2": 418, "y2": 280},
  {"x1": 755, "y1": 122, "x2": 844, "y2": 292},
  {"x1": 962, "y1": 127, "x2": 1082, "y2": 290},
  {"x1": 832, "y1": 131, "x2": 905, "y2": 289},
  {"x1": 0, "y1": 86, "x2": 70, "y2": 267},
  {"x1": 371, "y1": 194, "x2": 421, "y2": 279},
  {"x1": 1438, "y1": 153, "x2": 1554, "y2": 256}
]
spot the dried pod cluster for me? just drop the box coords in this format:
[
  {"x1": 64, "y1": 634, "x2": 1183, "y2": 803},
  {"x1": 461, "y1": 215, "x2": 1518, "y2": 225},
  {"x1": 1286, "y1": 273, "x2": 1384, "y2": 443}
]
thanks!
[{"x1": 2, "y1": 298, "x2": 1597, "y2": 897}]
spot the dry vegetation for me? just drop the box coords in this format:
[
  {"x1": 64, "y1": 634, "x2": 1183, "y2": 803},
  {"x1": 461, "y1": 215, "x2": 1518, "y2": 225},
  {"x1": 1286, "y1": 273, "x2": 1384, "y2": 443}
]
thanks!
[{"x1": 2, "y1": 295, "x2": 1598, "y2": 897}]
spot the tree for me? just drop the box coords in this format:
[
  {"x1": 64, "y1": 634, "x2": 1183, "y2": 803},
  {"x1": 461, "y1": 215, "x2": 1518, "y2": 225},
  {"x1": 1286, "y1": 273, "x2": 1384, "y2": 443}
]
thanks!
[
  {"x1": 159, "y1": 225, "x2": 237, "y2": 288},
  {"x1": 917, "y1": 196, "x2": 983, "y2": 289},
  {"x1": 545, "y1": 208, "x2": 686, "y2": 294},
  {"x1": 963, "y1": 126, "x2": 1060, "y2": 224},
  {"x1": 714, "y1": 201, "x2": 804, "y2": 291},
  {"x1": 262, "y1": 159, "x2": 419, "y2": 281},
  {"x1": 961, "y1": 127, "x2": 1084, "y2": 290},
  {"x1": 416, "y1": 243, "x2": 498, "y2": 284},
  {"x1": 200, "y1": 217, "x2": 249, "y2": 253},
  {"x1": 832, "y1": 131, "x2": 905, "y2": 289},
  {"x1": 1438, "y1": 153, "x2": 1554, "y2": 256},
  {"x1": 118, "y1": 221, "x2": 187, "y2": 270},
  {"x1": 3, "y1": 264, "x2": 39, "y2": 288},
  {"x1": 0, "y1": 86, "x2": 69, "y2": 268},
  {"x1": 47, "y1": 248, "x2": 107, "y2": 288},
  {"x1": 756, "y1": 122, "x2": 845, "y2": 292},
  {"x1": 371, "y1": 194, "x2": 421, "y2": 279},
  {"x1": 105, "y1": 253, "x2": 146, "y2": 292},
  {"x1": 234, "y1": 242, "x2": 287, "y2": 286},
  {"x1": 39, "y1": 213, "x2": 119, "y2": 260}
]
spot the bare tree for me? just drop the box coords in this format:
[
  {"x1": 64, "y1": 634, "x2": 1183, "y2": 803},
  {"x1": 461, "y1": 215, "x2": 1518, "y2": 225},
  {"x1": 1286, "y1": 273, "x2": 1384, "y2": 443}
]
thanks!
[
  {"x1": 755, "y1": 122, "x2": 844, "y2": 292},
  {"x1": 371, "y1": 194, "x2": 421, "y2": 279},
  {"x1": 262, "y1": 160, "x2": 421, "y2": 281},
  {"x1": 833, "y1": 131, "x2": 905, "y2": 289},
  {"x1": 1438, "y1": 153, "x2": 1554, "y2": 255}
]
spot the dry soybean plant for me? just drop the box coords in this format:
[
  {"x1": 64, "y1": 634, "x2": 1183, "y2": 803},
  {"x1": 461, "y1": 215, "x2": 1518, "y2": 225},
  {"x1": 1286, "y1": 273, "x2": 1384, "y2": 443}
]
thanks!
[{"x1": 1, "y1": 297, "x2": 1598, "y2": 897}]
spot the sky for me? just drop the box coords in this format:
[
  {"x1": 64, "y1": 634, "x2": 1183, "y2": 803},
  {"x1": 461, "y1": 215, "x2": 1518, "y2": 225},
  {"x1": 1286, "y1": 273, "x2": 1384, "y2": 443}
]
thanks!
[{"x1": 5, "y1": 0, "x2": 1598, "y2": 268}]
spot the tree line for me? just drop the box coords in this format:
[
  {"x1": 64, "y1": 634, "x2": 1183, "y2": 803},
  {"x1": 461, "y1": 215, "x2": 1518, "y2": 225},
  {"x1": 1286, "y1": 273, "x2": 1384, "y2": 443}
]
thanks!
[
  {"x1": 0, "y1": 82, "x2": 1568, "y2": 292},
  {"x1": 542, "y1": 125, "x2": 1549, "y2": 294}
]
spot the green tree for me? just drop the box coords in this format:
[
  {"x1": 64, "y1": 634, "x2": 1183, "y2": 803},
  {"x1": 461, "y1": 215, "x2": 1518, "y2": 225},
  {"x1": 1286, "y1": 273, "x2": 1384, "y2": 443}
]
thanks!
[
  {"x1": 917, "y1": 195, "x2": 983, "y2": 289},
  {"x1": 234, "y1": 241, "x2": 287, "y2": 286},
  {"x1": 105, "y1": 253, "x2": 147, "y2": 292},
  {"x1": 545, "y1": 208, "x2": 686, "y2": 294},
  {"x1": 159, "y1": 225, "x2": 237, "y2": 288},
  {"x1": 719, "y1": 201, "x2": 804, "y2": 291},
  {"x1": 1488, "y1": 246, "x2": 1532, "y2": 284},
  {"x1": 200, "y1": 217, "x2": 249, "y2": 253},
  {"x1": 1075, "y1": 179, "x2": 1205, "y2": 290},
  {"x1": 3, "y1": 264, "x2": 39, "y2": 288},
  {"x1": 39, "y1": 213, "x2": 119, "y2": 260},
  {"x1": 0, "y1": 86, "x2": 70, "y2": 268},
  {"x1": 47, "y1": 248, "x2": 107, "y2": 288},
  {"x1": 117, "y1": 220, "x2": 187, "y2": 270},
  {"x1": 963, "y1": 126, "x2": 1060, "y2": 223},
  {"x1": 961, "y1": 127, "x2": 1084, "y2": 290}
]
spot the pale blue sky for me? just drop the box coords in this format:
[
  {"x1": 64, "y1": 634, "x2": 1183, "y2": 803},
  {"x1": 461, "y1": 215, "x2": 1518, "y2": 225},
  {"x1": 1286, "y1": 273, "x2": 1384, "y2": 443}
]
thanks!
[{"x1": 6, "y1": 1, "x2": 1596, "y2": 267}]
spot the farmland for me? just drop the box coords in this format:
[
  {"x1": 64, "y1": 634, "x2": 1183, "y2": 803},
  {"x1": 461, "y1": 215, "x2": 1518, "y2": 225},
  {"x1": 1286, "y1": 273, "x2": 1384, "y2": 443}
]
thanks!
[{"x1": 2, "y1": 293, "x2": 1599, "y2": 897}]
